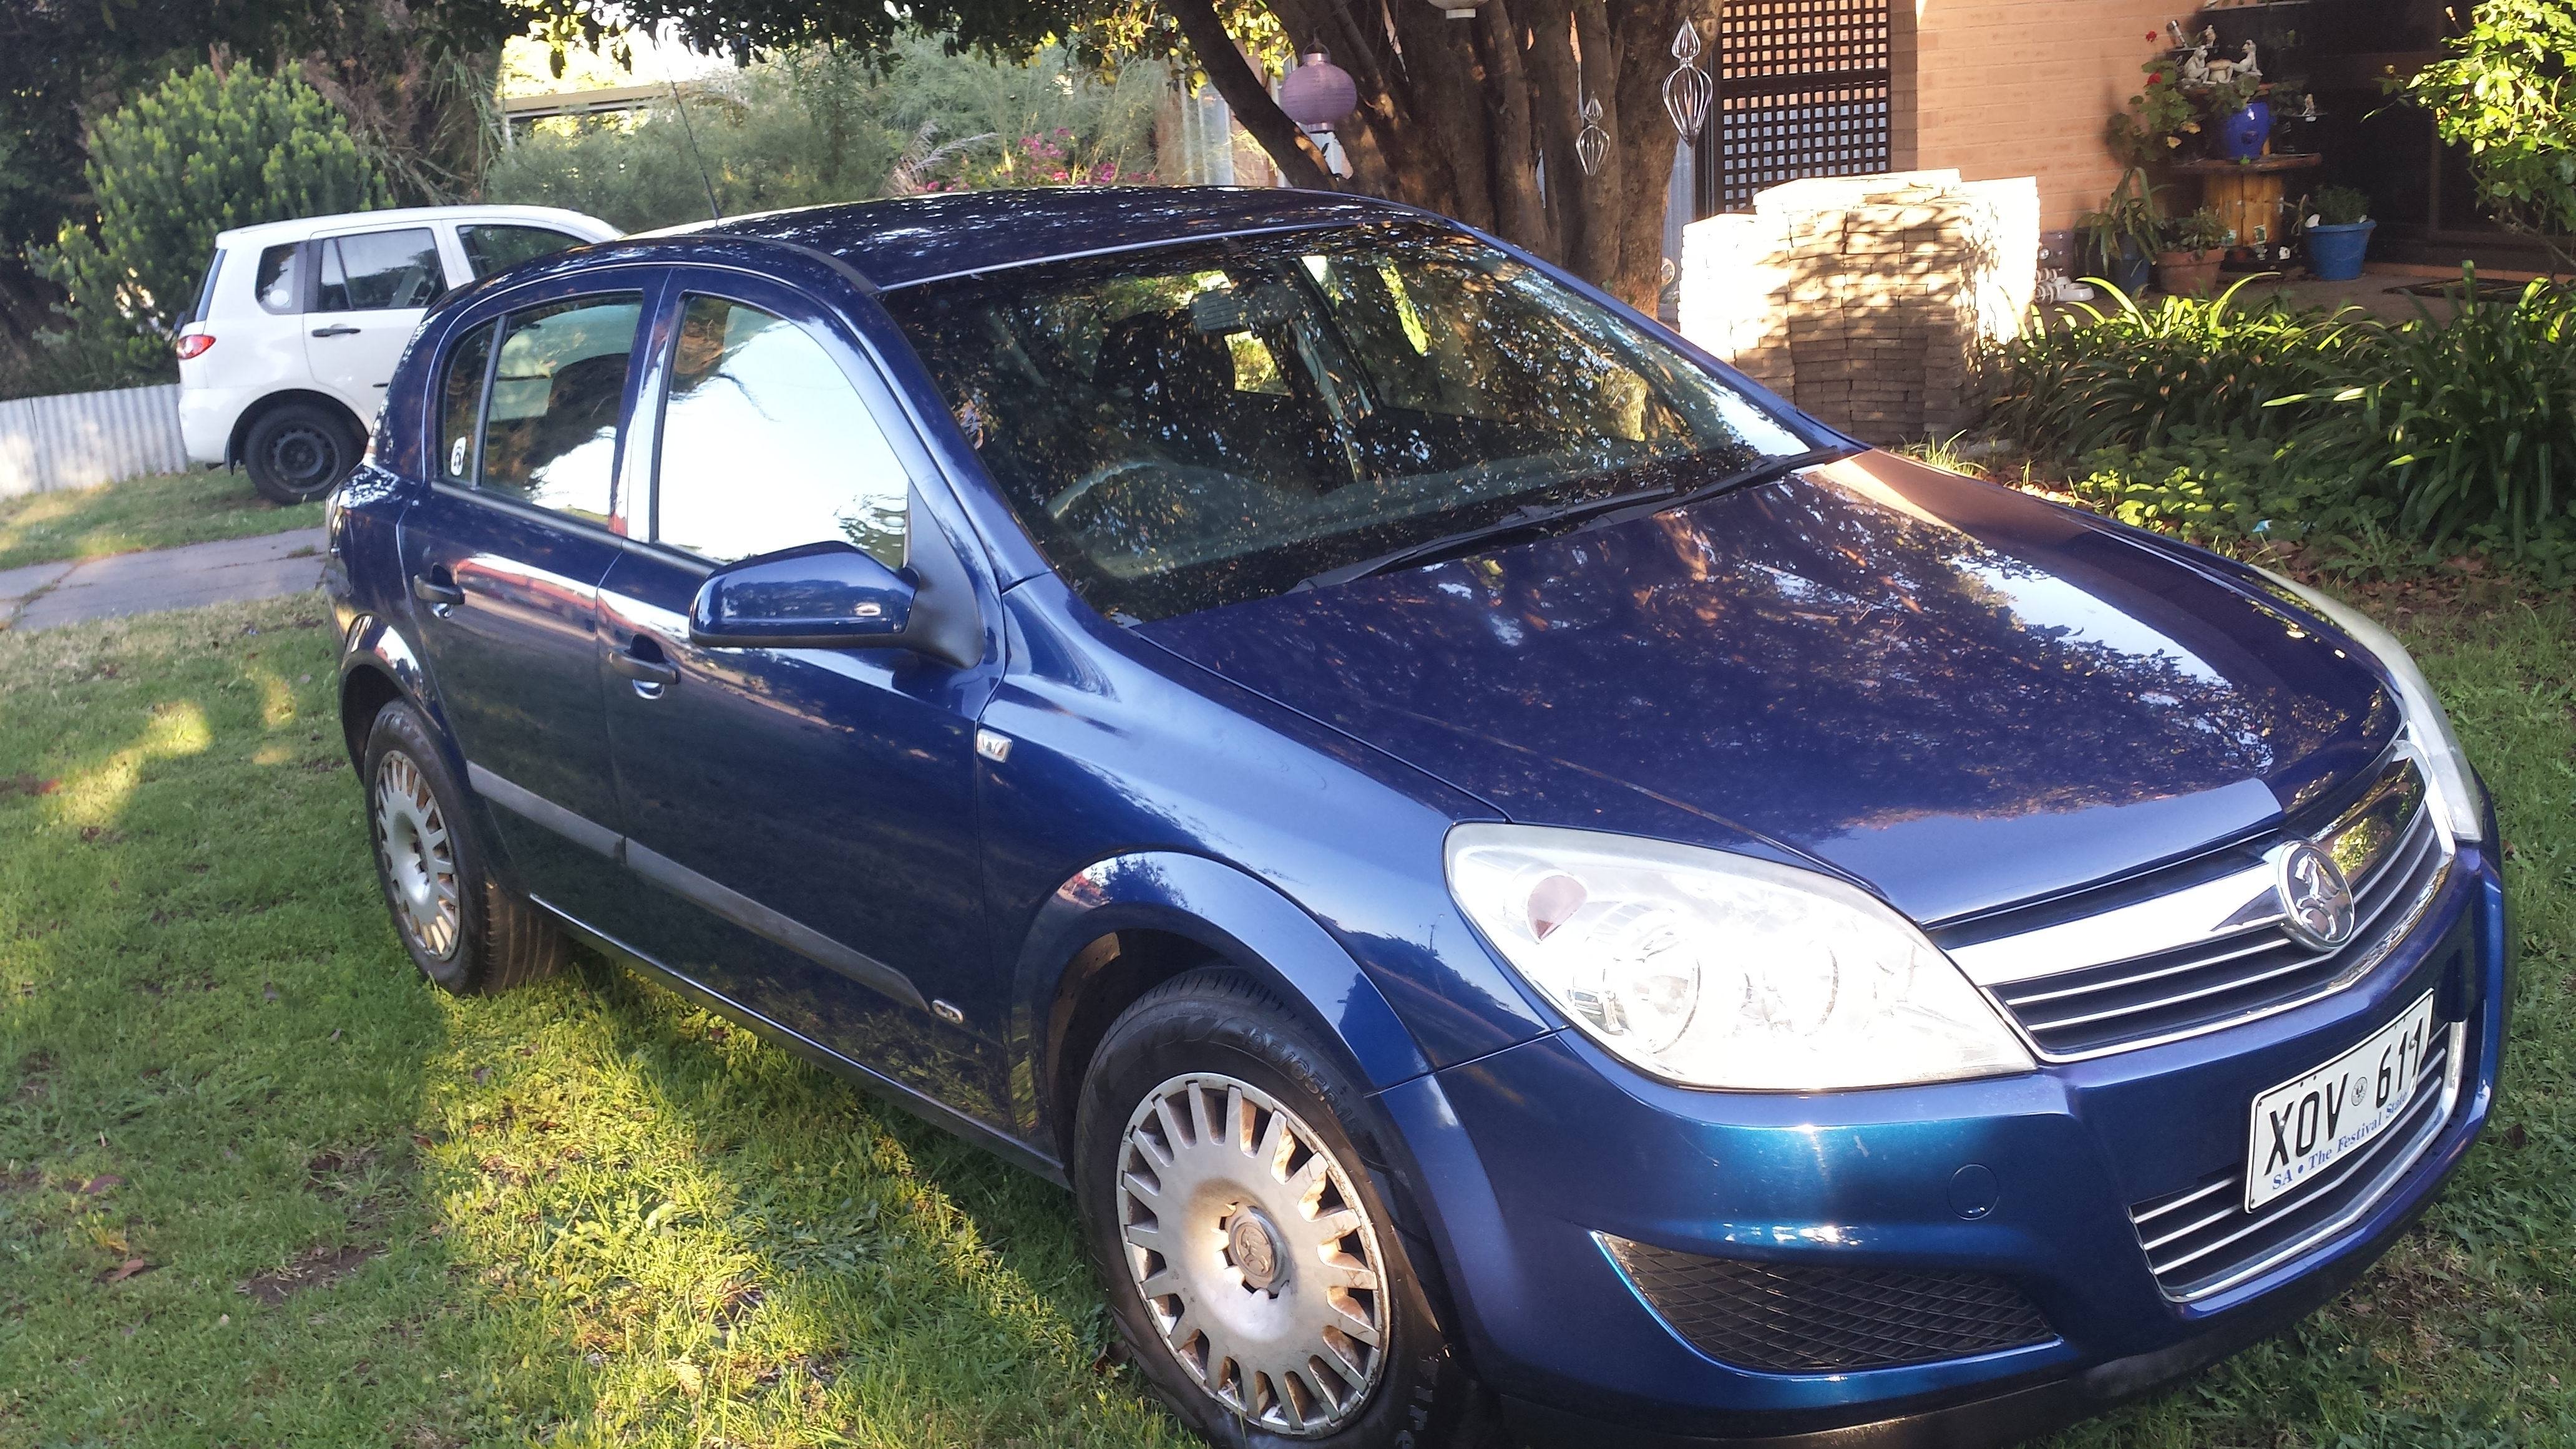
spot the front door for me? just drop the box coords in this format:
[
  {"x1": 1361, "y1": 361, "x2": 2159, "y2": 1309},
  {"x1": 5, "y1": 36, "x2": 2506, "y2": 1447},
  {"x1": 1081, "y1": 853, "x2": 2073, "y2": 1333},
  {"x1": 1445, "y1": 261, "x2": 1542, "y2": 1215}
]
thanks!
[
  {"x1": 592, "y1": 277, "x2": 1007, "y2": 1125},
  {"x1": 305, "y1": 225, "x2": 449, "y2": 420},
  {"x1": 399, "y1": 285, "x2": 651, "y2": 925}
]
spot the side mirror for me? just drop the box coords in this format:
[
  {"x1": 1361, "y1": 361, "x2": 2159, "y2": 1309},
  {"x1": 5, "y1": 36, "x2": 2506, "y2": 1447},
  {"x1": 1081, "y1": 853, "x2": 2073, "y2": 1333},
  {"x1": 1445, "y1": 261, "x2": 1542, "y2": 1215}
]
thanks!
[{"x1": 689, "y1": 541, "x2": 915, "y2": 650}]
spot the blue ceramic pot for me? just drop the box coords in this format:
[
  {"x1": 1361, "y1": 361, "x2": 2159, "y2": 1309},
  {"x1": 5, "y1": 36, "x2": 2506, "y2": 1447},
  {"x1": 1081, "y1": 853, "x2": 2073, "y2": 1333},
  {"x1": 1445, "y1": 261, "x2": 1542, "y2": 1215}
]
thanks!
[
  {"x1": 2218, "y1": 101, "x2": 2272, "y2": 162},
  {"x1": 2104, "y1": 237, "x2": 2152, "y2": 298},
  {"x1": 2305, "y1": 220, "x2": 2375, "y2": 281}
]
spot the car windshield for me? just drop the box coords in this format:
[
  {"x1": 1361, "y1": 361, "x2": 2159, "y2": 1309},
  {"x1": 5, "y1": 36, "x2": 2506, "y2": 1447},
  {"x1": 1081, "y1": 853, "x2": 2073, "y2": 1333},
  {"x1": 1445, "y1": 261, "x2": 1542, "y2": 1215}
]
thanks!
[{"x1": 881, "y1": 225, "x2": 1808, "y2": 621}]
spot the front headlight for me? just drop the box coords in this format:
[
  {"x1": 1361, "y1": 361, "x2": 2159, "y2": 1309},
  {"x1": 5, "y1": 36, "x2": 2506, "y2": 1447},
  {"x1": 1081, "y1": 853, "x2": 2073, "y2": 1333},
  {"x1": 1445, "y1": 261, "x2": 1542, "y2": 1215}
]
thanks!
[
  {"x1": 2253, "y1": 567, "x2": 2484, "y2": 844},
  {"x1": 1445, "y1": 825, "x2": 2034, "y2": 1091}
]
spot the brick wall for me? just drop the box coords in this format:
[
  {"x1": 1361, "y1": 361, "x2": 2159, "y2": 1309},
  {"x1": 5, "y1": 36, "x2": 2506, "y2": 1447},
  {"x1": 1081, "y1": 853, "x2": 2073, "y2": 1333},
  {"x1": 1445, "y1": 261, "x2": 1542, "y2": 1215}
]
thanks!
[{"x1": 1893, "y1": 0, "x2": 2172, "y2": 232}]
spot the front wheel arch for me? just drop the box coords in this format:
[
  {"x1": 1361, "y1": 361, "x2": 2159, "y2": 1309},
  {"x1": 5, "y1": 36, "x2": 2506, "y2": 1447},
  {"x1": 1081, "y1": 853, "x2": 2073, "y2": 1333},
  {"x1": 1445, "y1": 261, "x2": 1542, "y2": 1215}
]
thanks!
[{"x1": 1013, "y1": 852, "x2": 1434, "y2": 1164}]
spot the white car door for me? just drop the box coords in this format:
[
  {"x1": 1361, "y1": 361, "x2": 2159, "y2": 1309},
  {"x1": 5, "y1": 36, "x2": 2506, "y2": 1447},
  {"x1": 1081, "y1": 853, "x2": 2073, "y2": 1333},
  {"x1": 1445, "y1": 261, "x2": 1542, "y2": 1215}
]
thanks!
[{"x1": 301, "y1": 224, "x2": 451, "y2": 419}]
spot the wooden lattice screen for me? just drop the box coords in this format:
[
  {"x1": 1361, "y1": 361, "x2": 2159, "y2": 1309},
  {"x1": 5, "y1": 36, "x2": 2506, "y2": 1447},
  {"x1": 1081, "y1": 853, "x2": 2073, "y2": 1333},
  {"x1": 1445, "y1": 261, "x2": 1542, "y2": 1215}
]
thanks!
[{"x1": 1693, "y1": 0, "x2": 1892, "y2": 217}]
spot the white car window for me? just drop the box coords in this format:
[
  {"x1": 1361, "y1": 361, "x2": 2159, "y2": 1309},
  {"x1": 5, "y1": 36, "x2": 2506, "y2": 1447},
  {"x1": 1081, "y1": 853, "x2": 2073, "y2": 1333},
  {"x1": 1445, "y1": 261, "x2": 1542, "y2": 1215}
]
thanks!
[
  {"x1": 316, "y1": 228, "x2": 447, "y2": 313},
  {"x1": 255, "y1": 243, "x2": 302, "y2": 315},
  {"x1": 460, "y1": 225, "x2": 585, "y2": 279}
]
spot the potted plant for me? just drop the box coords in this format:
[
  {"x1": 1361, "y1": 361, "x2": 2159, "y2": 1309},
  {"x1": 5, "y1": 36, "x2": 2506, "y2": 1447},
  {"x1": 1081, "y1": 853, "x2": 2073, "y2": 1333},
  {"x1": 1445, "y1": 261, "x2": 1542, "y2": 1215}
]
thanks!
[
  {"x1": 2077, "y1": 168, "x2": 2160, "y2": 296},
  {"x1": 2303, "y1": 185, "x2": 2375, "y2": 281},
  {"x1": 2155, "y1": 207, "x2": 2232, "y2": 295}
]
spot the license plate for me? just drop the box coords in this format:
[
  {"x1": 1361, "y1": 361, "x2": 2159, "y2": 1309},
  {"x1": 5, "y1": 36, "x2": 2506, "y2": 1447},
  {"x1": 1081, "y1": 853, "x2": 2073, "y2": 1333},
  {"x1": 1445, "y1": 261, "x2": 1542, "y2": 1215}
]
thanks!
[{"x1": 2245, "y1": 992, "x2": 2438, "y2": 1211}]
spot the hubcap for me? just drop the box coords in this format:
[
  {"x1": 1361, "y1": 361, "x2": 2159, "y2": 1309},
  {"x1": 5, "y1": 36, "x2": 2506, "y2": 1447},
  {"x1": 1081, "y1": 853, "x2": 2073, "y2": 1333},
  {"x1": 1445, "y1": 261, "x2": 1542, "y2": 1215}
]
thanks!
[
  {"x1": 372, "y1": 750, "x2": 459, "y2": 959},
  {"x1": 1118, "y1": 1073, "x2": 1389, "y2": 1437},
  {"x1": 267, "y1": 426, "x2": 339, "y2": 492}
]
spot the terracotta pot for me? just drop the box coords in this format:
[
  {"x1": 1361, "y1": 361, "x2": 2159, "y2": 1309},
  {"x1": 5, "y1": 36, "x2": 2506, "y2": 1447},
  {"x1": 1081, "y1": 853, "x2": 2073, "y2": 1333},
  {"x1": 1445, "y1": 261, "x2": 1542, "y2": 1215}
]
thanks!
[{"x1": 2155, "y1": 248, "x2": 2224, "y2": 297}]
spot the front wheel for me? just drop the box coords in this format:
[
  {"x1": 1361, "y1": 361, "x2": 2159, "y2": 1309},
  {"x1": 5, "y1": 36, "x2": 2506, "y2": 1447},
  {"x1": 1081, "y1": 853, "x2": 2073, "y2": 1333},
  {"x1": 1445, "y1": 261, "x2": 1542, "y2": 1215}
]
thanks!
[{"x1": 1073, "y1": 970, "x2": 1491, "y2": 1448}]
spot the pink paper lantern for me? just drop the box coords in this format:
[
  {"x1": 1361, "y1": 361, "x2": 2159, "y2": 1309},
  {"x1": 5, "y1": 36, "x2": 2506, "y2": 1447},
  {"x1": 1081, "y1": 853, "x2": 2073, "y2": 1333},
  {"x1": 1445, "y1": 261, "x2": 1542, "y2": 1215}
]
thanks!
[{"x1": 1280, "y1": 52, "x2": 1359, "y2": 130}]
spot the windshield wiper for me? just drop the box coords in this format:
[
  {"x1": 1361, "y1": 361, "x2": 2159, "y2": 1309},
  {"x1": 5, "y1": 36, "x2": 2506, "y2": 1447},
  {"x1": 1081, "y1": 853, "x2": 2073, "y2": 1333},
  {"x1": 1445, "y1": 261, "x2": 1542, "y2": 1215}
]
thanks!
[
  {"x1": 1292, "y1": 484, "x2": 1676, "y2": 592},
  {"x1": 1290, "y1": 447, "x2": 1854, "y2": 593},
  {"x1": 1566, "y1": 446, "x2": 1855, "y2": 538}
]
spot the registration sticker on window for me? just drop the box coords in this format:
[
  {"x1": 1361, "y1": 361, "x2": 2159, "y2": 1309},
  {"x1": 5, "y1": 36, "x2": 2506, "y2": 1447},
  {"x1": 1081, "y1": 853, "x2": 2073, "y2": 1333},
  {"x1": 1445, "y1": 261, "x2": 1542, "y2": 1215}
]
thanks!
[{"x1": 2245, "y1": 992, "x2": 2438, "y2": 1211}]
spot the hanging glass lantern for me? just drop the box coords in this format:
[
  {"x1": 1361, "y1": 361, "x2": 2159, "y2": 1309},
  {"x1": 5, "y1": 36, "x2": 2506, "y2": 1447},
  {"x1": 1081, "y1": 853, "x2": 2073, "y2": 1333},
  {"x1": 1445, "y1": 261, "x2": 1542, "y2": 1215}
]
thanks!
[
  {"x1": 1575, "y1": 97, "x2": 1610, "y2": 177},
  {"x1": 1664, "y1": 21, "x2": 1712, "y2": 138},
  {"x1": 1279, "y1": 51, "x2": 1359, "y2": 131}
]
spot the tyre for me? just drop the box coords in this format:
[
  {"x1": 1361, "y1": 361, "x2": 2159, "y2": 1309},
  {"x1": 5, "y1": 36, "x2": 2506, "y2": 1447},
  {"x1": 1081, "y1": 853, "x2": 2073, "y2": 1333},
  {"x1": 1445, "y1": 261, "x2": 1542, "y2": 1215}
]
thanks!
[
  {"x1": 361, "y1": 699, "x2": 565, "y2": 994},
  {"x1": 1074, "y1": 969, "x2": 1491, "y2": 1448},
  {"x1": 243, "y1": 401, "x2": 361, "y2": 504}
]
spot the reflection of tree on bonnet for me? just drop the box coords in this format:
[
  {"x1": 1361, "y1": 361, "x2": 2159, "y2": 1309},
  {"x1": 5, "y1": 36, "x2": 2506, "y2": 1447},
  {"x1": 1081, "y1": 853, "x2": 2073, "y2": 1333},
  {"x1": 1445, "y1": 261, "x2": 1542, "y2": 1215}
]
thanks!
[{"x1": 1141, "y1": 457, "x2": 2370, "y2": 857}]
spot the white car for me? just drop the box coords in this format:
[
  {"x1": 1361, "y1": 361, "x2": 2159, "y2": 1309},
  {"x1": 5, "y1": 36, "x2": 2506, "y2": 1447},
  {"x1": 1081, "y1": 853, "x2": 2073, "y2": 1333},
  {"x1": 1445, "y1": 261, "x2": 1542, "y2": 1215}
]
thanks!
[{"x1": 177, "y1": 205, "x2": 620, "y2": 503}]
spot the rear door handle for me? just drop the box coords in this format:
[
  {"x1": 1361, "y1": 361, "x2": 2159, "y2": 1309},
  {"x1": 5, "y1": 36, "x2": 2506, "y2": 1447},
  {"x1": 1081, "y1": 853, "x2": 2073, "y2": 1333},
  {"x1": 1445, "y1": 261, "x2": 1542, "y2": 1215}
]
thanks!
[
  {"x1": 311, "y1": 324, "x2": 361, "y2": 338},
  {"x1": 411, "y1": 572, "x2": 464, "y2": 609},
  {"x1": 608, "y1": 647, "x2": 678, "y2": 689}
]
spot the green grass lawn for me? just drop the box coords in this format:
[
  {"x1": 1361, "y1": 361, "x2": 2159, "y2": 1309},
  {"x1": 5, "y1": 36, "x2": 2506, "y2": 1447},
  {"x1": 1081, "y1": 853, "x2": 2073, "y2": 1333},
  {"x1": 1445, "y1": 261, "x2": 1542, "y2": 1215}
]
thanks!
[
  {"x1": 0, "y1": 589, "x2": 2568, "y2": 1448},
  {"x1": 0, "y1": 471, "x2": 322, "y2": 574}
]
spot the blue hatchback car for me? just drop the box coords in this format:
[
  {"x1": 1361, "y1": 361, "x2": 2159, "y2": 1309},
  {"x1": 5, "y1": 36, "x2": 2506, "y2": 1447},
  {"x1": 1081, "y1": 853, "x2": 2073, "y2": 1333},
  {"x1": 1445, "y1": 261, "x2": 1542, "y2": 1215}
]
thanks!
[{"x1": 326, "y1": 188, "x2": 2507, "y2": 1448}]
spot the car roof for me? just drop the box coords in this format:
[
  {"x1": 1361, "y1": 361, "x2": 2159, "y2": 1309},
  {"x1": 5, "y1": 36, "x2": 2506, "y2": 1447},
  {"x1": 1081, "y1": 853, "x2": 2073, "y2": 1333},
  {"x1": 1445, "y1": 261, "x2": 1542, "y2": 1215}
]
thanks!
[
  {"x1": 211, "y1": 205, "x2": 617, "y2": 251},
  {"x1": 654, "y1": 187, "x2": 1425, "y2": 291}
]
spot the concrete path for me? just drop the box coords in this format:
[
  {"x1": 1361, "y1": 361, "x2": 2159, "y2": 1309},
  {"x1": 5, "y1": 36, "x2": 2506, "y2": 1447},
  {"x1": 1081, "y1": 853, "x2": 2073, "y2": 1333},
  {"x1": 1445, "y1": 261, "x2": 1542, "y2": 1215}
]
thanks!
[{"x1": 0, "y1": 529, "x2": 328, "y2": 632}]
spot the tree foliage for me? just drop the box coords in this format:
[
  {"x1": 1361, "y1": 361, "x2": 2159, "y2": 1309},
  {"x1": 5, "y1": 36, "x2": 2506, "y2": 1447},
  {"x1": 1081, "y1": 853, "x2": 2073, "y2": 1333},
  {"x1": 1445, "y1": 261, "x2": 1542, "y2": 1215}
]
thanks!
[
  {"x1": 523, "y1": 0, "x2": 1696, "y2": 303},
  {"x1": 2401, "y1": 0, "x2": 2576, "y2": 258},
  {"x1": 34, "y1": 66, "x2": 389, "y2": 381},
  {"x1": 485, "y1": 39, "x2": 1158, "y2": 231}
]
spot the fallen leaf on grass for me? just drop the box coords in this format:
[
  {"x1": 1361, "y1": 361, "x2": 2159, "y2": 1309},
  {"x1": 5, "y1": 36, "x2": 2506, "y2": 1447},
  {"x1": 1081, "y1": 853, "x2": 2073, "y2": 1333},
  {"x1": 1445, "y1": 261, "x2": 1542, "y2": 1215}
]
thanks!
[
  {"x1": 0, "y1": 775, "x2": 59, "y2": 798},
  {"x1": 100, "y1": 1258, "x2": 152, "y2": 1284},
  {"x1": 471, "y1": 1066, "x2": 490, "y2": 1085},
  {"x1": 262, "y1": 984, "x2": 278, "y2": 1002},
  {"x1": 79, "y1": 1174, "x2": 123, "y2": 1194},
  {"x1": 669, "y1": 1360, "x2": 704, "y2": 1397}
]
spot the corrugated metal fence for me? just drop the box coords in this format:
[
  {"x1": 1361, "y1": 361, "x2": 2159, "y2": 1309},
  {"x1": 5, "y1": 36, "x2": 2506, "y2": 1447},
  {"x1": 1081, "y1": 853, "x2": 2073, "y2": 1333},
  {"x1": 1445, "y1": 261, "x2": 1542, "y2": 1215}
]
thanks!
[{"x1": 0, "y1": 384, "x2": 190, "y2": 499}]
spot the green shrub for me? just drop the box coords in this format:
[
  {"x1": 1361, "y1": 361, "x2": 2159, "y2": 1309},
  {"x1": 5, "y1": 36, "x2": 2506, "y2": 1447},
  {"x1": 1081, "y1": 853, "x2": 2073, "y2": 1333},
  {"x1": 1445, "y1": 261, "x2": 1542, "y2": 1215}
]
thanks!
[
  {"x1": 2290, "y1": 275, "x2": 2576, "y2": 555},
  {"x1": 485, "y1": 39, "x2": 1161, "y2": 233},
  {"x1": 31, "y1": 66, "x2": 388, "y2": 388},
  {"x1": 1985, "y1": 279, "x2": 2378, "y2": 456},
  {"x1": 2060, "y1": 427, "x2": 2396, "y2": 555}
]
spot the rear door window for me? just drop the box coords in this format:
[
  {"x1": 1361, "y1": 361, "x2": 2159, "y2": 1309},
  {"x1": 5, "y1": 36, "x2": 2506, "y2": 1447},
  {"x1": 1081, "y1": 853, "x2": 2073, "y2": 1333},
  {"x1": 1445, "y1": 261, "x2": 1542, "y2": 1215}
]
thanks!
[
  {"x1": 459, "y1": 225, "x2": 587, "y2": 279},
  {"x1": 476, "y1": 293, "x2": 644, "y2": 526},
  {"x1": 255, "y1": 243, "x2": 303, "y2": 315},
  {"x1": 437, "y1": 320, "x2": 498, "y2": 484},
  {"x1": 315, "y1": 228, "x2": 447, "y2": 313}
]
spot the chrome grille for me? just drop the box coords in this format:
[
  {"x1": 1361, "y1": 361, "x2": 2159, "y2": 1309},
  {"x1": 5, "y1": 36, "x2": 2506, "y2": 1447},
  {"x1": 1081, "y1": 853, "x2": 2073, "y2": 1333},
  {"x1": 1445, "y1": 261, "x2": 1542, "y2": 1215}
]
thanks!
[
  {"x1": 1950, "y1": 750, "x2": 2453, "y2": 1060},
  {"x1": 2127, "y1": 1022, "x2": 2460, "y2": 1300}
]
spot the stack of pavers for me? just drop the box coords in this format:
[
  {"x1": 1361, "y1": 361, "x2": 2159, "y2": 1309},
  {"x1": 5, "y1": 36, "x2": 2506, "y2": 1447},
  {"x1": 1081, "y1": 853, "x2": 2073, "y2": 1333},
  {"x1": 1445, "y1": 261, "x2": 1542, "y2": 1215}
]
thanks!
[{"x1": 1678, "y1": 170, "x2": 2036, "y2": 446}]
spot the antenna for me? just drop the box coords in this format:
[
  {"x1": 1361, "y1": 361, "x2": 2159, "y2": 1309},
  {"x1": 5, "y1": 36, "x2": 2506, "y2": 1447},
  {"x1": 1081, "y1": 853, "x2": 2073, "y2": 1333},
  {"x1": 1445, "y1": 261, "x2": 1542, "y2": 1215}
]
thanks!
[{"x1": 666, "y1": 76, "x2": 722, "y2": 221}]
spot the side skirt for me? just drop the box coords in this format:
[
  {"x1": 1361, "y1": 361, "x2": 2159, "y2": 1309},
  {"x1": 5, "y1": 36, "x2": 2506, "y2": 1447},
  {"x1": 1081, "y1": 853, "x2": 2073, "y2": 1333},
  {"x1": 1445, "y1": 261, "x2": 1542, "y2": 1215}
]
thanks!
[{"x1": 535, "y1": 899, "x2": 1070, "y2": 1188}]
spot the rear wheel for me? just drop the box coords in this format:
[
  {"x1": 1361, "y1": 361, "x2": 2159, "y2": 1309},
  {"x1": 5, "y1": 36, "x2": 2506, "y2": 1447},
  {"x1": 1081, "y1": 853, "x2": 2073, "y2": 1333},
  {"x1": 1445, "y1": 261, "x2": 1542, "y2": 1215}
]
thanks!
[
  {"x1": 1074, "y1": 970, "x2": 1492, "y2": 1448},
  {"x1": 362, "y1": 700, "x2": 564, "y2": 994},
  {"x1": 243, "y1": 401, "x2": 359, "y2": 504}
]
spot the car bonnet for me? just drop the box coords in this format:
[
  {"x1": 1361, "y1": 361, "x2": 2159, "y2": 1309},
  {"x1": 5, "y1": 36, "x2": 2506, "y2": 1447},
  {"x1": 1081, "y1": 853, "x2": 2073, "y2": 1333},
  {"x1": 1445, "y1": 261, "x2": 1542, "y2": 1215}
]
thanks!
[{"x1": 1133, "y1": 452, "x2": 2398, "y2": 927}]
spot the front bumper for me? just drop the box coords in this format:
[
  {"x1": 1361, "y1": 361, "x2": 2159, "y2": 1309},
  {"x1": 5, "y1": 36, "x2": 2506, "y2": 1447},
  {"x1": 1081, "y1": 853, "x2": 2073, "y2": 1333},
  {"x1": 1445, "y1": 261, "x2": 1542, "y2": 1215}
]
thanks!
[{"x1": 1380, "y1": 844, "x2": 2508, "y2": 1445}]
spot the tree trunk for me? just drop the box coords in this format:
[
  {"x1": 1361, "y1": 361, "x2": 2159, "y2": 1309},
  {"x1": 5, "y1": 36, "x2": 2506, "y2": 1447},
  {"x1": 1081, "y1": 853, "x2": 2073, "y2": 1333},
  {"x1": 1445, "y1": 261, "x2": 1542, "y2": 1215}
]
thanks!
[
  {"x1": 1192, "y1": 0, "x2": 1698, "y2": 306},
  {"x1": 1167, "y1": 0, "x2": 1338, "y2": 191}
]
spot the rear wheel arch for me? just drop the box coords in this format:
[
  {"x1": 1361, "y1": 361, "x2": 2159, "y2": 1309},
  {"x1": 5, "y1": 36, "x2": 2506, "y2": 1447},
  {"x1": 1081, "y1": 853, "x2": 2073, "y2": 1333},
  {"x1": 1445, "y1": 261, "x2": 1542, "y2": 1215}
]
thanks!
[
  {"x1": 228, "y1": 388, "x2": 368, "y2": 469},
  {"x1": 339, "y1": 661, "x2": 403, "y2": 769}
]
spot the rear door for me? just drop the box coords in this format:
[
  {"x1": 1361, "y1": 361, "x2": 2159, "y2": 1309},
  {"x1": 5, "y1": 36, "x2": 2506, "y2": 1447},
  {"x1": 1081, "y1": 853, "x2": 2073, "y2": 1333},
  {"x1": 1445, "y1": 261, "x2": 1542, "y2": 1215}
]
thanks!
[
  {"x1": 397, "y1": 277, "x2": 658, "y2": 925},
  {"x1": 591, "y1": 271, "x2": 1009, "y2": 1125},
  {"x1": 305, "y1": 225, "x2": 452, "y2": 417}
]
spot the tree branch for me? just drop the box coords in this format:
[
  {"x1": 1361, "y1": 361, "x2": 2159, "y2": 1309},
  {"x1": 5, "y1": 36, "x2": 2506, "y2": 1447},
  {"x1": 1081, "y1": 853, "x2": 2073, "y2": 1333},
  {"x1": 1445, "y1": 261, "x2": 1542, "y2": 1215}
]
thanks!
[{"x1": 1166, "y1": 0, "x2": 1337, "y2": 190}]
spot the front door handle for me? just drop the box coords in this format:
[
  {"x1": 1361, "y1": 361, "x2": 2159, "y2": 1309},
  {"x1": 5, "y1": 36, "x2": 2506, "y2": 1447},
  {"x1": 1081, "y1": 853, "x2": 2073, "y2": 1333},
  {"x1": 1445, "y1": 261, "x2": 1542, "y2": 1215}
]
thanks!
[
  {"x1": 608, "y1": 645, "x2": 678, "y2": 691},
  {"x1": 311, "y1": 324, "x2": 361, "y2": 338},
  {"x1": 411, "y1": 572, "x2": 464, "y2": 610}
]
